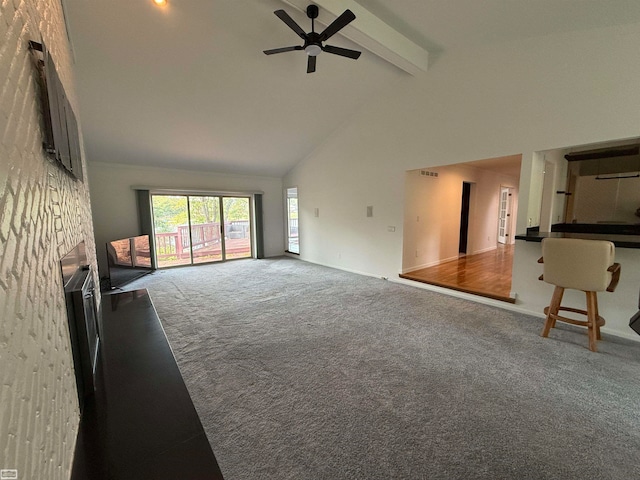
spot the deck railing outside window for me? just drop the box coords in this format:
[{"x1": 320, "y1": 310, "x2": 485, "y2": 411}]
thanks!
[{"x1": 155, "y1": 221, "x2": 250, "y2": 260}]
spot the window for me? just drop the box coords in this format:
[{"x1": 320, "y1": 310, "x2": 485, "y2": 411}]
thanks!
[{"x1": 286, "y1": 187, "x2": 299, "y2": 254}]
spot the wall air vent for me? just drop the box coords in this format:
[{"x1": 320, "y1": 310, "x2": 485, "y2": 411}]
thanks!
[{"x1": 420, "y1": 170, "x2": 439, "y2": 177}]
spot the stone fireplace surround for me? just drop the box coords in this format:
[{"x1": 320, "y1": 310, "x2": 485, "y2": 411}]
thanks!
[{"x1": 0, "y1": 0, "x2": 100, "y2": 478}]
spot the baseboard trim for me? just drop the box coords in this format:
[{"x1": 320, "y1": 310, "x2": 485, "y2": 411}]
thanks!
[{"x1": 402, "y1": 255, "x2": 460, "y2": 274}]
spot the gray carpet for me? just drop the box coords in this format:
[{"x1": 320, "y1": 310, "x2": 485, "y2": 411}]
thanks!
[{"x1": 128, "y1": 257, "x2": 640, "y2": 479}]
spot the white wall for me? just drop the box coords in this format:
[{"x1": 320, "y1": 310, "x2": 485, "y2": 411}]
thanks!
[
  {"x1": 0, "y1": 1, "x2": 98, "y2": 478},
  {"x1": 539, "y1": 151, "x2": 569, "y2": 231},
  {"x1": 88, "y1": 161, "x2": 285, "y2": 279},
  {"x1": 285, "y1": 22, "x2": 640, "y2": 339},
  {"x1": 403, "y1": 164, "x2": 519, "y2": 272},
  {"x1": 573, "y1": 175, "x2": 640, "y2": 223}
]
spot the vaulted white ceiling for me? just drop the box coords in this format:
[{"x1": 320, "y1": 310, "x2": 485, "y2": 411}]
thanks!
[{"x1": 62, "y1": 0, "x2": 640, "y2": 177}]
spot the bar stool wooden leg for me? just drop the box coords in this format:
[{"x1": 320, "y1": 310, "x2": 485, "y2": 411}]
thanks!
[
  {"x1": 542, "y1": 286, "x2": 564, "y2": 337},
  {"x1": 586, "y1": 291, "x2": 599, "y2": 352},
  {"x1": 593, "y1": 293, "x2": 602, "y2": 340},
  {"x1": 595, "y1": 295, "x2": 602, "y2": 340}
]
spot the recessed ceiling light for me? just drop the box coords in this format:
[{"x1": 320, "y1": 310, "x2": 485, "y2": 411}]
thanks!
[{"x1": 153, "y1": 0, "x2": 167, "y2": 6}]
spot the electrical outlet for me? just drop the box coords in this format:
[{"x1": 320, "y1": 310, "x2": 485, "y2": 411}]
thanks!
[
  {"x1": 366, "y1": 205, "x2": 373, "y2": 217},
  {"x1": 387, "y1": 226, "x2": 395, "y2": 232}
]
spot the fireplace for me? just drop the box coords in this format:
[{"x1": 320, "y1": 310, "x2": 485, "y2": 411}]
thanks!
[{"x1": 61, "y1": 242, "x2": 100, "y2": 412}]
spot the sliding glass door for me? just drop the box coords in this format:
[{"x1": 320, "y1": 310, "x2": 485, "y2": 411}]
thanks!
[
  {"x1": 152, "y1": 194, "x2": 252, "y2": 268},
  {"x1": 190, "y1": 196, "x2": 223, "y2": 264},
  {"x1": 222, "y1": 197, "x2": 252, "y2": 260},
  {"x1": 152, "y1": 195, "x2": 192, "y2": 267}
]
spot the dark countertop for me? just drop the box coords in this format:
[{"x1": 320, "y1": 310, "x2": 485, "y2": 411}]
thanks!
[
  {"x1": 71, "y1": 289, "x2": 224, "y2": 479},
  {"x1": 515, "y1": 231, "x2": 640, "y2": 248}
]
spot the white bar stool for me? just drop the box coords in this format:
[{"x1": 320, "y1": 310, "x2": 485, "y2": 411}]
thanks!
[{"x1": 538, "y1": 238, "x2": 621, "y2": 352}]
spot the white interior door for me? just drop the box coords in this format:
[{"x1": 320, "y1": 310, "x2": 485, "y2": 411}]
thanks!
[{"x1": 498, "y1": 187, "x2": 512, "y2": 244}]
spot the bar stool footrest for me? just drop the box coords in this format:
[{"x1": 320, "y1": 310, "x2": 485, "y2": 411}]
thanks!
[{"x1": 544, "y1": 306, "x2": 605, "y2": 328}]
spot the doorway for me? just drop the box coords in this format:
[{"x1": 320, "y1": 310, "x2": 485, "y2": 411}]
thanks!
[
  {"x1": 151, "y1": 194, "x2": 252, "y2": 268},
  {"x1": 458, "y1": 182, "x2": 471, "y2": 254},
  {"x1": 402, "y1": 156, "x2": 521, "y2": 303}
]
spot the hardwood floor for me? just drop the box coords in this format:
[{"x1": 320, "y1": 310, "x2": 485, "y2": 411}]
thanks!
[{"x1": 400, "y1": 244, "x2": 515, "y2": 303}]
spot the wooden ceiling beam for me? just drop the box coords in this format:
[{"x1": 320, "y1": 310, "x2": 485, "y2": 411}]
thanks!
[{"x1": 280, "y1": 0, "x2": 429, "y2": 75}]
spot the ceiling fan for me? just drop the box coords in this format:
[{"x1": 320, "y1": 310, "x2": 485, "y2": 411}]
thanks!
[{"x1": 263, "y1": 4, "x2": 361, "y2": 74}]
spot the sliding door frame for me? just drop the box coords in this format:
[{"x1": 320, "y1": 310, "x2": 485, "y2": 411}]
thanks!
[{"x1": 145, "y1": 188, "x2": 261, "y2": 268}]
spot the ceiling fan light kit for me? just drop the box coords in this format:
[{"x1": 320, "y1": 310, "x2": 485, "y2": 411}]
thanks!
[
  {"x1": 305, "y1": 44, "x2": 321, "y2": 57},
  {"x1": 264, "y1": 4, "x2": 361, "y2": 73}
]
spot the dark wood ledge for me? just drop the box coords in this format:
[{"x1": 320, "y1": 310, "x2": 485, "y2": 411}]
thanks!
[
  {"x1": 551, "y1": 223, "x2": 640, "y2": 235},
  {"x1": 515, "y1": 231, "x2": 640, "y2": 248},
  {"x1": 71, "y1": 289, "x2": 224, "y2": 479}
]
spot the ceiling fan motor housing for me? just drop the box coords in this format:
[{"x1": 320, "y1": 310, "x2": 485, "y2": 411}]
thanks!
[
  {"x1": 306, "y1": 5, "x2": 319, "y2": 19},
  {"x1": 304, "y1": 32, "x2": 322, "y2": 56}
]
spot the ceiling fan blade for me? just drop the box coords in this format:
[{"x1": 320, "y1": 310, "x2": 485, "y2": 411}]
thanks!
[
  {"x1": 319, "y1": 9, "x2": 356, "y2": 42},
  {"x1": 322, "y1": 45, "x2": 361, "y2": 60},
  {"x1": 274, "y1": 10, "x2": 307, "y2": 40},
  {"x1": 307, "y1": 55, "x2": 316, "y2": 74},
  {"x1": 263, "y1": 46, "x2": 303, "y2": 55}
]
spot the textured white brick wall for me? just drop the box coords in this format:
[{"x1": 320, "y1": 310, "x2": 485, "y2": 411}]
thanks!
[{"x1": 0, "y1": 1, "x2": 98, "y2": 479}]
